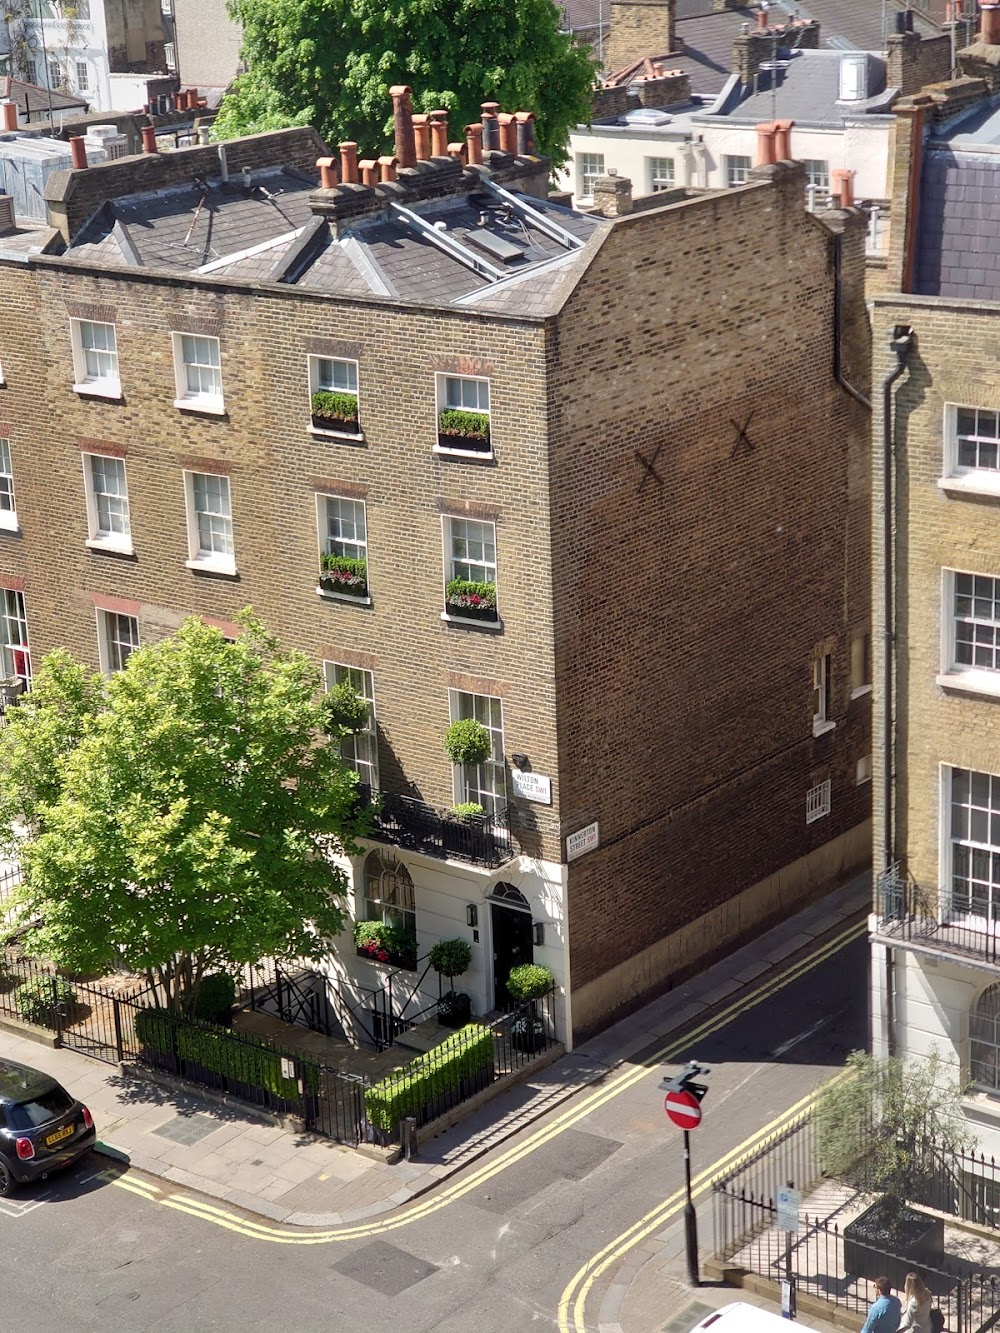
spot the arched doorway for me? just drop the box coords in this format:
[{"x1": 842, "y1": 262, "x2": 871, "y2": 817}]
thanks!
[{"x1": 489, "y1": 882, "x2": 533, "y2": 1008}]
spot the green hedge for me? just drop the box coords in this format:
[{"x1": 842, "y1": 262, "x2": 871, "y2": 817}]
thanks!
[
  {"x1": 364, "y1": 1022, "x2": 494, "y2": 1132},
  {"x1": 134, "y1": 1007, "x2": 315, "y2": 1100},
  {"x1": 311, "y1": 389, "x2": 358, "y2": 423},
  {"x1": 15, "y1": 976, "x2": 75, "y2": 1028}
]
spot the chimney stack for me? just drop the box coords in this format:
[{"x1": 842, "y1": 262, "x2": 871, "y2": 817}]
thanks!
[
  {"x1": 412, "y1": 113, "x2": 431, "y2": 161},
  {"x1": 831, "y1": 167, "x2": 855, "y2": 207},
  {"x1": 69, "y1": 136, "x2": 88, "y2": 170},
  {"x1": 390, "y1": 85, "x2": 417, "y2": 168},
  {"x1": 141, "y1": 125, "x2": 158, "y2": 154},
  {"x1": 339, "y1": 142, "x2": 359, "y2": 184},
  {"x1": 755, "y1": 120, "x2": 777, "y2": 165},
  {"x1": 591, "y1": 174, "x2": 633, "y2": 216},
  {"x1": 316, "y1": 156, "x2": 339, "y2": 189},
  {"x1": 498, "y1": 112, "x2": 517, "y2": 154},
  {"x1": 773, "y1": 118, "x2": 793, "y2": 161},
  {"x1": 515, "y1": 111, "x2": 536, "y2": 155},
  {"x1": 359, "y1": 158, "x2": 378, "y2": 186},
  {"x1": 429, "y1": 110, "x2": 449, "y2": 156},
  {"x1": 1, "y1": 101, "x2": 16, "y2": 133},
  {"x1": 481, "y1": 102, "x2": 500, "y2": 151},
  {"x1": 378, "y1": 155, "x2": 397, "y2": 183},
  {"x1": 982, "y1": 1, "x2": 1000, "y2": 44},
  {"x1": 466, "y1": 122, "x2": 484, "y2": 165}
]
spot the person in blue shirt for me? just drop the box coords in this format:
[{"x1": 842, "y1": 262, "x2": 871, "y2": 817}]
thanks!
[{"x1": 862, "y1": 1277, "x2": 903, "y2": 1333}]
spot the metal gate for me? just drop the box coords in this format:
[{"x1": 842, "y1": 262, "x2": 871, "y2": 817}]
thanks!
[{"x1": 308, "y1": 1066, "x2": 369, "y2": 1146}]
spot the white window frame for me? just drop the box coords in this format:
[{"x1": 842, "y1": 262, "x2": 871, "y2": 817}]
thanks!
[
  {"x1": 578, "y1": 152, "x2": 605, "y2": 202},
  {"x1": 0, "y1": 438, "x2": 18, "y2": 533},
  {"x1": 945, "y1": 765, "x2": 1000, "y2": 928},
  {"x1": 724, "y1": 155, "x2": 752, "y2": 187},
  {"x1": 805, "y1": 779, "x2": 831, "y2": 824},
  {"x1": 441, "y1": 514, "x2": 500, "y2": 627},
  {"x1": 856, "y1": 755, "x2": 872, "y2": 786},
  {"x1": 25, "y1": 60, "x2": 37, "y2": 86},
  {"x1": 938, "y1": 568, "x2": 1000, "y2": 700},
  {"x1": 70, "y1": 318, "x2": 121, "y2": 399},
  {"x1": 0, "y1": 589, "x2": 31, "y2": 687},
  {"x1": 307, "y1": 355, "x2": 361, "y2": 437},
  {"x1": 941, "y1": 403, "x2": 1000, "y2": 497},
  {"x1": 316, "y1": 494, "x2": 370, "y2": 602},
  {"x1": 449, "y1": 689, "x2": 506, "y2": 816},
  {"x1": 850, "y1": 631, "x2": 872, "y2": 700},
  {"x1": 47, "y1": 60, "x2": 60, "y2": 90},
  {"x1": 75, "y1": 60, "x2": 88, "y2": 91},
  {"x1": 164, "y1": 41, "x2": 176, "y2": 71},
  {"x1": 98, "y1": 609, "x2": 139, "y2": 675},
  {"x1": 435, "y1": 373, "x2": 492, "y2": 457},
  {"x1": 183, "y1": 470, "x2": 235, "y2": 574},
  {"x1": 803, "y1": 160, "x2": 829, "y2": 192},
  {"x1": 324, "y1": 662, "x2": 378, "y2": 790},
  {"x1": 171, "y1": 332, "x2": 224, "y2": 414},
  {"x1": 648, "y1": 157, "x2": 675, "y2": 193},
  {"x1": 82, "y1": 452, "x2": 132, "y2": 553},
  {"x1": 812, "y1": 653, "x2": 835, "y2": 737}
]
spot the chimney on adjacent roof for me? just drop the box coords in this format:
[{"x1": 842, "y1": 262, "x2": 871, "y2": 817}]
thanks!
[
  {"x1": 339, "y1": 142, "x2": 359, "y2": 184},
  {"x1": 140, "y1": 125, "x2": 158, "y2": 154},
  {"x1": 466, "y1": 122, "x2": 484, "y2": 164},
  {"x1": 757, "y1": 5, "x2": 768, "y2": 27},
  {"x1": 831, "y1": 167, "x2": 855, "y2": 207},
  {"x1": 605, "y1": 0, "x2": 676, "y2": 76},
  {"x1": 755, "y1": 121, "x2": 777, "y2": 166},
  {"x1": 412, "y1": 113, "x2": 431, "y2": 161},
  {"x1": 429, "y1": 111, "x2": 449, "y2": 156},
  {"x1": 69, "y1": 136, "x2": 88, "y2": 170},
  {"x1": 981, "y1": 0, "x2": 1000, "y2": 45},
  {"x1": 515, "y1": 111, "x2": 536, "y2": 154},
  {"x1": 359, "y1": 158, "x2": 378, "y2": 186},
  {"x1": 1, "y1": 100, "x2": 16, "y2": 133},
  {"x1": 773, "y1": 118, "x2": 793, "y2": 160},
  {"x1": 378, "y1": 154, "x2": 397, "y2": 183},
  {"x1": 481, "y1": 102, "x2": 501, "y2": 151},
  {"x1": 498, "y1": 112, "x2": 517, "y2": 154},
  {"x1": 591, "y1": 173, "x2": 633, "y2": 216},
  {"x1": 390, "y1": 85, "x2": 417, "y2": 168},
  {"x1": 316, "y1": 156, "x2": 339, "y2": 189}
]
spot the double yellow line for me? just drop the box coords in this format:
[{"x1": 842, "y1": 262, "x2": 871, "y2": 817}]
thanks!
[{"x1": 107, "y1": 916, "x2": 865, "y2": 1247}]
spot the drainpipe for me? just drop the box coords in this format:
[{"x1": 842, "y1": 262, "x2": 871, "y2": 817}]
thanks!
[{"x1": 881, "y1": 323, "x2": 914, "y2": 1059}]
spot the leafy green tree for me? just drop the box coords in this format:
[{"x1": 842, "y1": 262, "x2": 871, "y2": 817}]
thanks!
[
  {"x1": 0, "y1": 612, "x2": 364, "y2": 1012},
  {"x1": 213, "y1": 0, "x2": 597, "y2": 167},
  {"x1": 815, "y1": 1050, "x2": 974, "y2": 1208}
]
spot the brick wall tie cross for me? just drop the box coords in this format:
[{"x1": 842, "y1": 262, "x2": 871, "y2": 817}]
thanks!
[
  {"x1": 730, "y1": 410, "x2": 756, "y2": 460},
  {"x1": 635, "y1": 443, "x2": 664, "y2": 493}
]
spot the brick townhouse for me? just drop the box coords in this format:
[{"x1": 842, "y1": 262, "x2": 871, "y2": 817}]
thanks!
[
  {"x1": 0, "y1": 90, "x2": 870, "y2": 1045},
  {"x1": 869, "y1": 8, "x2": 1000, "y2": 1167}
]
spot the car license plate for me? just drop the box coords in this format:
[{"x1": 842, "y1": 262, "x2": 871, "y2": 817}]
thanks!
[{"x1": 45, "y1": 1124, "x2": 73, "y2": 1146}]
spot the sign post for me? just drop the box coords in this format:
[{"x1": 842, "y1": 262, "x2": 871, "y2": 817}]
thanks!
[
  {"x1": 660, "y1": 1061, "x2": 710, "y2": 1287},
  {"x1": 777, "y1": 1180, "x2": 800, "y2": 1320}
]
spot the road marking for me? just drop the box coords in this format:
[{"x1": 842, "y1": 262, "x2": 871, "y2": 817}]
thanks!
[
  {"x1": 108, "y1": 917, "x2": 866, "y2": 1244},
  {"x1": 0, "y1": 1195, "x2": 47, "y2": 1219},
  {"x1": 770, "y1": 1015, "x2": 831, "y2": 1058}
]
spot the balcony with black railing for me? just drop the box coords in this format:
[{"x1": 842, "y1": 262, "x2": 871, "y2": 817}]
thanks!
[
  {"x1": 357, "y1": 786, "x2": 514, "y2": 870},
  {"x1": 872, "y1": 863, "x2": 1000, "y2": 969}
]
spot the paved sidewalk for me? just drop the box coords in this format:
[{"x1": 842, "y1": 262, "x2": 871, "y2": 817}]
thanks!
[{"x1": 0, "y1": 872, "x2": 869, "y2": 1227}]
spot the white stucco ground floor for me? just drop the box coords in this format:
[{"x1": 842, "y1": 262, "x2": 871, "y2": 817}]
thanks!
[{"x1": 871, "y1": 933, "x2": 1000, "y2": 1161}]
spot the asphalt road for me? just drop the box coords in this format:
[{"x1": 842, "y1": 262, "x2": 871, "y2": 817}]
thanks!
[{"x1": 0, "y1": 922, "x2": 869, "y2": 1332}]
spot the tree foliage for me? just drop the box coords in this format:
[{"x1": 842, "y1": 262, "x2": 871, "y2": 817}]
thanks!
[
  {"x1": 814, "y1": 1050, "x2": 974, "y2": 1204},
  {"x1": 214, "y1": 0, "x2": 597, "y2": 167},
  {"x1": 0, "y1": 612, "x2": 364, "y2": 1012}
]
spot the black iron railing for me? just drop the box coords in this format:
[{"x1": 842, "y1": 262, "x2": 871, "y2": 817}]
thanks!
[
  {"x1": 873, "y1": 864, "x2": 1000, "y2": 967},
  {"x1": 358, "y1": 786, "x2": 514, "y2": 869}
]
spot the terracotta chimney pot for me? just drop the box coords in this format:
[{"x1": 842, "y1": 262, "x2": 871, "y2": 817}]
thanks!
[
  {"x1": 141, "y1": 124, "x2": 158, "y2": 154},
  {"x1": 339, "y1": 141, "x2": 359, "y2": 184},
  {"x1": 69, "y1": 136, "x2": 87, "y2": 170},
  {"x1": 1, "y1": 101, "x2": 16, "y2": 133},
  {"x1": 481, "y1": 102, "x2": 500, "y2": 151},
  {"x1": 831, "y1": 167, "x2": 855, "y2": 207},
  {"x1": 378, "y1": 155, "x2": 398, "y2": 183},
  {"x1": 359, "y1": 158, "x2": 378, "y2": 186},
  {"x1": 497, "y1": 112, "x2": 517, "y2": 154},
  {"x1": 757, "y1": 6, "x2": 769, "y2": 28},
  {"x1": 447, "y1": 141, "x2": 467, "y2": 162},
  {"x1": 773, "y1": 118, "x2": 794, "y2": 161},
  {"x1": 316, "y1": 156, "x2": 338, "y2": 189},
  {"x1": 389, "y1": 85, "x2": 416, "y2": 168},
  {"x1": 754, "y1": 121, "x2": 777, "y2": 166},
  {"x1": 982, "y1": 2, "x2": 1000, "y2": 44},
  {"x1": 412, "y1": 113, "x2": 431, "y2": 161},
  {"x1": 429, "y1": 110, "x2": 449, "y2": 156},
  {"x1": 466, "y1": 122, "x2": 484, "y2": 165},
  {"x1": 514, "y1": 110, "x2": 536, "y2": 155}
]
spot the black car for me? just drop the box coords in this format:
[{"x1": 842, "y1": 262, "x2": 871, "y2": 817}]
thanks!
[{"x1": 0, "y1": 1057, "x2": 96, "y2": 1196}]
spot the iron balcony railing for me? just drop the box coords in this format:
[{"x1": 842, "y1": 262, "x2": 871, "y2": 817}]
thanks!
[
  {"x1": 357, "y1": 785, "x2": 514, "y2": 869},
  {"x1": 873, "y1": 863, "x2": 1000, "y2": 967}
]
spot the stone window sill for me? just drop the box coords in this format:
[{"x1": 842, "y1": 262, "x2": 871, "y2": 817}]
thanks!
[
  {"x1": 440, "y1": 611, "x2": 503, "y2": 633},
  {"x1": 86, "y1": 536, "x2": 133, "y2": 555},
  {"x1": 186, "y1": 555, "x2": 237, "y2": 577},
  {"x1": 316, "y1": 587, "x2": 372, "y2": 607},
  {"x1": 937, "y1": 670, "x2": 1000, "y2": 700}
]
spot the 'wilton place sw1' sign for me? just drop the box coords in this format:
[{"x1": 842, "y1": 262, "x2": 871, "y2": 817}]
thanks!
[{"x1": 512, "y1": 771, "x2": 552, "y2": 804}]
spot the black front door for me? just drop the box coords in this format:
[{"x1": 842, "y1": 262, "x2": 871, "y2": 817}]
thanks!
[{"x1": 491, "y1": 902, "x2": 534, "y2": 1008}]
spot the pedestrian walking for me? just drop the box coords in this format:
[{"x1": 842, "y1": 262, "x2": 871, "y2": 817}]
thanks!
[
  {"x1": 861, "y1": 1276, "x2": 903, "y2": 1333},
  {"x1": 899, "y1": 1273, "x2": 933, "y2": 1333}
]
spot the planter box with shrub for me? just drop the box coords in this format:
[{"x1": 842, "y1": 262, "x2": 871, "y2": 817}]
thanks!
[
  {"x1": 311, "y1": 390, "x2": 360, "y2": 435},
  {"x1": 445, "y1": 578, "x2": 498, "y2": 623},
  {"x1": 353, "y1": 920, "x2": 418, "y2": 971},
  {"x1": 319, "y1": 554, "x2": 368, "y2": 599},
  {"x1": 364, "y1": 1022, "x2": 495, "y2": 1134},
  {"x1": 437, "y1": 408, "x2": 491, "y2": 454},
  {"x1": 843, "y1": 1200, "x2": 946, "y2": 1290}
]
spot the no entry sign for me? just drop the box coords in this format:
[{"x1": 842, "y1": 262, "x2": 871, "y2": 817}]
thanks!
[{"x1": 664, "y1": 1088, "x2": 703, "y2": 1129}]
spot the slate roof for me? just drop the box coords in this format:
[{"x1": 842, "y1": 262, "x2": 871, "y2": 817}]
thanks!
[
  {"x1": 913, "y1": 146, "x2": 1000, "y2": 302},
  {"x1": 716, "y1": 48, "x2": 895, "y2": 124},
  {"x1": 62, "y1": 165, "x2": 603, "y2": 313},
  {"x1": 0, "y1": 76, "x2": 89, "y2": 122}
]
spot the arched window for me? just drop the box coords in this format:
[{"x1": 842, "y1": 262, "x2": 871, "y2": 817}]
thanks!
[
  {"x1": 971, "y1": 984, "x2": 1000, "y2": 1090},
  {"x1": 489, "y1": 882, "x2": 530, "y2": 911},
  {"x1": 362, "y1": 852, "x2": 415, "y2": 936}
]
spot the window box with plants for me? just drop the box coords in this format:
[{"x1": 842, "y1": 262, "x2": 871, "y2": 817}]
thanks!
[
  {"x1": 437, "y1": 408, "x2": 491, "y2": 455},
  {"x1": 319, "y1": 553, "x2": 368, "y2": 599},
  {"x1": 445, "y1": 578, "x2": 498, "y2": 624},
  {"x1": 311, "y1": 390, "x2": 361, "y2": 436},
  {"x1": 353, "y1": 920, "x2": 418, "y2": 971}
]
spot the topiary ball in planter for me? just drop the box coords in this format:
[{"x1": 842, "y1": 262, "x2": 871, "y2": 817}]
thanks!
[
  {"x1": 451, "y1": 802, "x2": 485, "y2": 823},
  {"x1": 437, "y1": 990, "x2": 473, "y2": 1029},
  {"x1": 193, "y1": 972, "x2": 237, "y2": 1026},
  {"x1": 430, "y1": 938, "x2": 473, "y2": 980},
  {"x1": 326, "y1": 680, "x2": 370, "y2": 734},
  {"x1": 444, "y1": 718, "x2": 492, "y2": 766},
  {"x1": 507, "y1": 963, "x2": 555, "y2": 1002}
]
